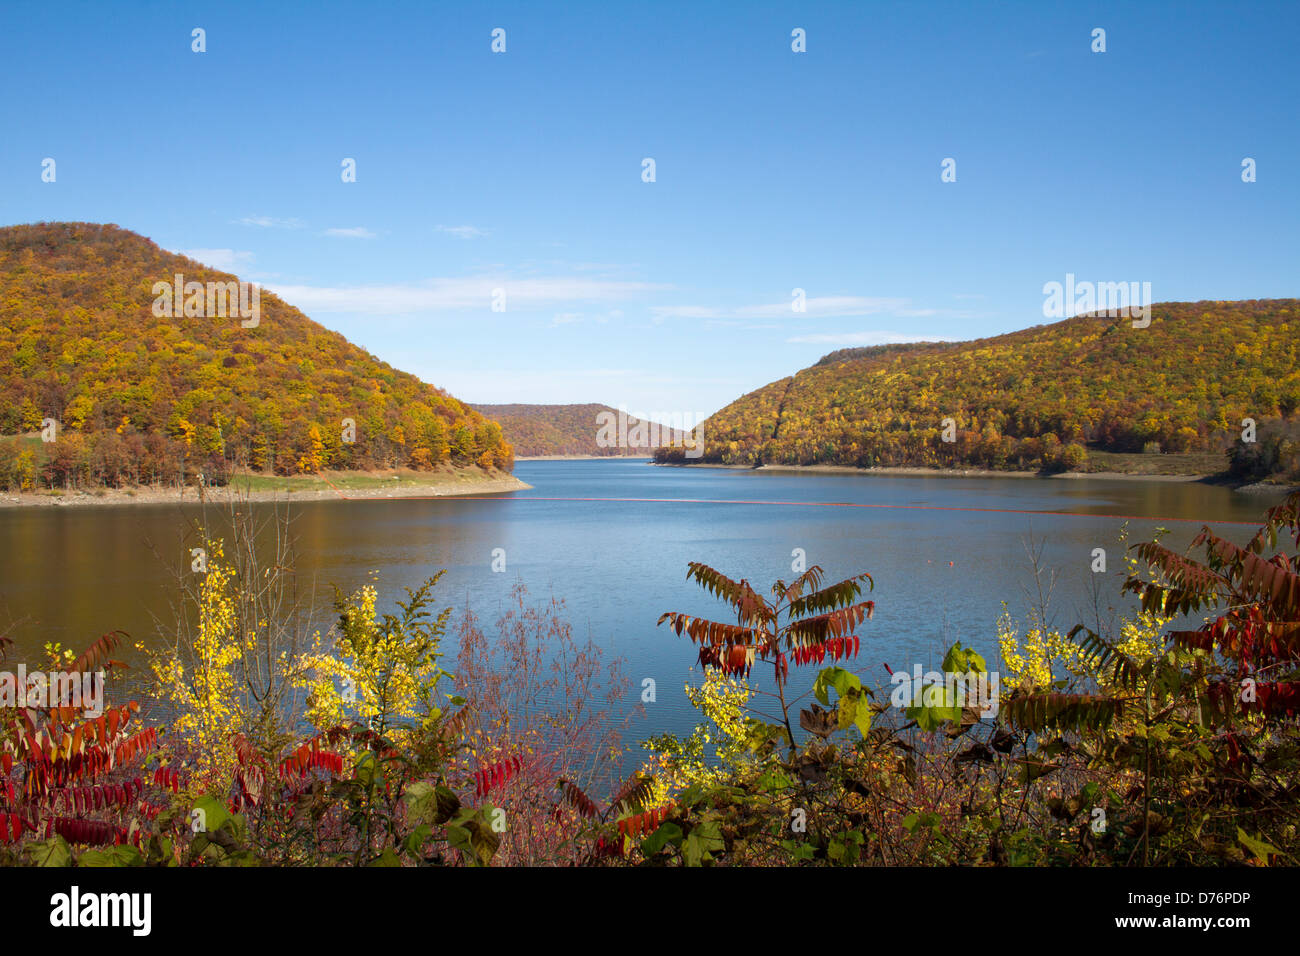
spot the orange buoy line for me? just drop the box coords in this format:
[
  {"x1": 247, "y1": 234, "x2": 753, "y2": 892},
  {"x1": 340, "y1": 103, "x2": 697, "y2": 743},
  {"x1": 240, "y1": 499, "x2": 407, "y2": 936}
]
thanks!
[{"x1": 317, "y1": 485, "x2": 1262, "y2": 526}]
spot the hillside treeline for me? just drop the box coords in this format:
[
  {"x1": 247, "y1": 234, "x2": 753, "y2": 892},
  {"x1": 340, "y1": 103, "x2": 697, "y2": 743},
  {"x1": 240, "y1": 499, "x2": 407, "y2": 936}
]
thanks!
[
  {"x1": 657, "y1": 300, "x2": 1300, "y2": 480},
  {"x1": 0, "y1": 222, "x2": 513, "y2": 490}
]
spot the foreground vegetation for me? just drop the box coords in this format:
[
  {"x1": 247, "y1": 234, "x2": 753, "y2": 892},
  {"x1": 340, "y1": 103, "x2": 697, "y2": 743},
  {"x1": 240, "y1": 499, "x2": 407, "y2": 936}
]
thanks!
[
  {"x1": 658, "y1": 299, "x2": 1300, "y2": 483},
  {"x1": 1, "y1": 491, "x2": 1297, "y2": 866}
]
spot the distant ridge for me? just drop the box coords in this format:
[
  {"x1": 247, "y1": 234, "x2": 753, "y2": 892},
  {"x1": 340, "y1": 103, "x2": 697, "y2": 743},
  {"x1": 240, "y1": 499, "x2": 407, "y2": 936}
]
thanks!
[{"x1": 470, "y1": 403, "x2": 688, "y2": 457}]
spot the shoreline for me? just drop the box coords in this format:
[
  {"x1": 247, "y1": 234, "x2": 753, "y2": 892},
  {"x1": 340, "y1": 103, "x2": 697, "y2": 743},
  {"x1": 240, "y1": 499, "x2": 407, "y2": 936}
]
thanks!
[
  {"x1": 0, "y1": 469, "x2": 532, "y2": 509},
  {"x1": 514, "y1": 454, "x2": 653, "y2": 461},
  {"x1": 4, "y1": 460, "x2": 1294, "y2": 507},
  {"x1": 755, "y1": 463, "x2": 1198, "y2": 481},
  {"x1": 654, "y1": 461, "x2": 1298, "y2": 492}
]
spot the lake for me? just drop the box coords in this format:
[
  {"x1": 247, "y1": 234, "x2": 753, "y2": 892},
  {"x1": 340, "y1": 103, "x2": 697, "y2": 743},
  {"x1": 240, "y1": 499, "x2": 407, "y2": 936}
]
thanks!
[{"x1": 0, "y1": 459, "x2": 1286, "y2": 760}]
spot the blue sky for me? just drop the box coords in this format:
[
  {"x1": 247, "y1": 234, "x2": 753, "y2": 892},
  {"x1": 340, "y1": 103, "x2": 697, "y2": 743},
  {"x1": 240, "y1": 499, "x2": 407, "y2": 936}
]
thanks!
[{"x1": 2, "y1": 0, "x2": 1296, "y2": 418}]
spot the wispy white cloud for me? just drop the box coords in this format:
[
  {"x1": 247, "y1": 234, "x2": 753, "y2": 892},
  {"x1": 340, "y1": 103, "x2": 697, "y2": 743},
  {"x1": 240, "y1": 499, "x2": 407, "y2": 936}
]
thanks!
[
  {"x1": 652, "y1": 296, "x2": 909, "y2": 321},
  {"x1": 650, "y1": 305, "x2": 728, "y2": 320},
  {"x1": 235, "y1": 215, "x2": 304, "y2": 229},
  {"x1": 265, "y1": 277, "x2": 668, "y2": 314},
  {"x1": 324, "y1": 227, "x2": 377, "y2": 239},
  {"x1": 174, "y1": 248, "x2": 255, "y2": 271},
  {"x1": 784, "y1": 331, "x2": 956, "y2": 346},
  {"x1": 436, "y1": 224, "x2": 489, "y2": 239},
  {"x1": 550, "y1": 309, "x2": 621, "y2": 327}
]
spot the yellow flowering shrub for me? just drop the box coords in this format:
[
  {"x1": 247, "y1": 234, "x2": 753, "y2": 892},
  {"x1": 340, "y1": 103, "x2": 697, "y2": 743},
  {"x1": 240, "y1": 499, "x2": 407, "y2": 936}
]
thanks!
[
  {"x1": 295, "y1": 571, "x2": 453, "y2": 750},
  {"x1": 640, "y1": 669, "x2": 757, "y2": 803},
  {"x1": 997, "y1": 533, "x2": 1169, "y2": 695},
  {"x1": 41, "y1": 642, "x2": 75, "y2": 669},
  {"x1": 151, "y1": 539, "x2": 247, "y2": 791},
  {"x1": 997, "y1": 606, "x2": 1165, "y2": 694}
]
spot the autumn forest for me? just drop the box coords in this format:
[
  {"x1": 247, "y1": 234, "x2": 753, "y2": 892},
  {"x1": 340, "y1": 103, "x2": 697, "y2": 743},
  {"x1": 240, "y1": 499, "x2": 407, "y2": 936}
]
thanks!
[
  {"x1": 3, "y1": 224, "x2": 1296, "y2": 494},
  {"x1": 0, "y1": 222, "x2": 514, "y2": 492},
  {"x1": 657, "y1": 299, "x2": 1300, "y2": 483}
]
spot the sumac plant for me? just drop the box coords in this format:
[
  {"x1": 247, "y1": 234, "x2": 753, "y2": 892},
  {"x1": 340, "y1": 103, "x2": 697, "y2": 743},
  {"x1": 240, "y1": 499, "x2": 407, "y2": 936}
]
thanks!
[
  {"x1": 0, "y1": 632, "x2": 181, "y2": 866},
  {"x1": 1001, "y1": 490, "x2": 1300, "y2": 865},
  {"x1": 640, "y1": 503, "x2": 1300, "y2": 867},
  {"x1": 627, "y1": 563, "x2": 890, "y2": 865},
  {"x1": 552, "y1": 773, "x2": 675, "y2": 860},
  {"x1": 658, "y1": 562, "x2": 874, "y2": 754},
  {"x1": 224, "y1": 695, "x2": 506, "y2": 867}
]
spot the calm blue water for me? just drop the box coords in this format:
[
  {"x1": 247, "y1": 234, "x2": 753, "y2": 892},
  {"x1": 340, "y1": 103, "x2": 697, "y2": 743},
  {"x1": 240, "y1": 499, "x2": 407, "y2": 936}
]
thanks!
[{"x1": 0, "y1": 459, "x2": 1285, "y2": 769}]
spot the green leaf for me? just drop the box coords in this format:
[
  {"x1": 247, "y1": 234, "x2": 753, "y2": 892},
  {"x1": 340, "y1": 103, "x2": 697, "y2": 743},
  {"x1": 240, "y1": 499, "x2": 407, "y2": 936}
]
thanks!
[
  {"x1": 354, "y1": 750, "x2": 379, "y2": 789},
  {"x1": 677, "y1": 782, "x2": 708, "y2": 808},
  {"x1": 641, "y1": 821, "x2": 683, "y2": 856},
  {"x1": 942, "y1": 641, "x2": 987, "y2": 675},
  {"x1": 402, "y1": 781, "x2": 438, "y2": 826},
  {"x1": 904, "y1": 689, "x2": 962, "y2": 730},
  {"x1": 902, "y1": 811, "x2": 939, "y2": 833},
  {"x1": 77, "y1": 845, "x2": 145, "y2": 867},
  {"x1": 191, "y1": 794, "x2": 231, "y2": 836},
  {"x1": 811, "y1": 666, "x2": 873, "y2": 735},
  {"x1": 1237, "y1": 828, "x2": 1282, "y2": 864},
  {"x1": 827, "y1": 829, "x2": 864, "y2": 864},
  {"x1": 402, "y1": 824, "x2": 433, "y2": 859},
  {"x1": 780, "y1": 839, "x2": 818, "y2": 862},
  {"x1": 838, "y1": 687, "x2": 872, "y2": 736},
  {"x1": 145, "y1": 835, "x2": 175, "y2": 866},
  {"x1": 445, "y1": 807, "x2": 500, "y2": 867},
  {"x1": 433, "y1": 785, "x2": 461, "y2": 824},
  {"x1": 902, "y1": 660, "x2": 969, "y2": 730},
  {"x1": 24, "y1": 836, "x2": 72, "y2": 867},
  {"x1": 1016, "y1": 758, "x2": 1062, "y2": 784},
  {"x1": 682, "y1": 821, "x2": 724, "y2": 867},
  {"x1": 813, "y1": 666, "x2": 861, "y2": 707},
  {"x1": 755, "y1": 767, "x2": 795, "y2": 792}
]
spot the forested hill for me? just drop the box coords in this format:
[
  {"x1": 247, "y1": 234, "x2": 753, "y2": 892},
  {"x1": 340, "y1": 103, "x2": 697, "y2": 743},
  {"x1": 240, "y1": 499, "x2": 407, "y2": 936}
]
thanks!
[
  {"x1": 0, "y1": 222, "x2": 513, "y2": 489},
  {"x1": 470, "y1": 403, "x2": 688, "y2": 457},
  {"x1": 656, "y1": 299, "x2": 1300, "y2": 478}
]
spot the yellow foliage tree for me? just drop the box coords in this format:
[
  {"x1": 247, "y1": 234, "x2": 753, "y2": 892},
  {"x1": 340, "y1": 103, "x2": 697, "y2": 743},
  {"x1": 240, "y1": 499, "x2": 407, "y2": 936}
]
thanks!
[
  {"x1": 151, "y1": 539, "x2": 247, "y2": 792},
  {"x1": 998, "y1": 530, "x2": 1169, "y2": 696},
  {"x1": 640, "y1": 670, "x2": 757, "y2": 806},
  {"x1": 297, "y1": 424, "x2": 325, "y2": 473},
  {"x1": 295, "y1": 571, "x2": 455, "y2": 752}
]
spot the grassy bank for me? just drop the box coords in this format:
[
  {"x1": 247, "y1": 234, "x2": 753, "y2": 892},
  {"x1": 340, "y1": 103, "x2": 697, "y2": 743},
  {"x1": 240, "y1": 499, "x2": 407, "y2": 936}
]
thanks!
[{"x1": 1077, "y1": 449, "x2": 1224, "y2": 477}]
